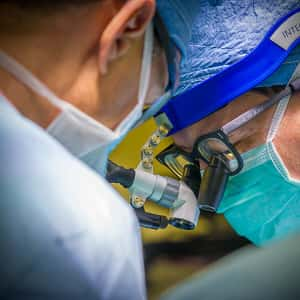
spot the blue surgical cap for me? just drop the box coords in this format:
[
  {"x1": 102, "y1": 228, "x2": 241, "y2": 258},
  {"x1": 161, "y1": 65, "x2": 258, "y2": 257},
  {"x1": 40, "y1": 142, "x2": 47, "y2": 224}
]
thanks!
[
  {"x1": 156, "y1": 1, "x2": 199, "y2": 61},
  {"x1": 175, "y1": 0, "x2": 300, "y2": 94}
]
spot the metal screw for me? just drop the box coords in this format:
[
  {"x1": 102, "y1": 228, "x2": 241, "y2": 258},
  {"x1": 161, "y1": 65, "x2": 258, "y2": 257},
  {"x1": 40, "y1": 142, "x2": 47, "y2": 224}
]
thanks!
[
  {"x1": 150, "y1": 134, "x2": 161, "y2": 146},
  {"x1": 142, "y1": 146, "x2": 153, "y2": 156},
  {"x1": 142, "y1": 157, "x2": 153, "y2": 169},
  {"x1": 132, "y1": 196, "x2": 145, "y2": 208},
  {"x1": 158, "y1": 125, "x2": 169, "y2": 137}
]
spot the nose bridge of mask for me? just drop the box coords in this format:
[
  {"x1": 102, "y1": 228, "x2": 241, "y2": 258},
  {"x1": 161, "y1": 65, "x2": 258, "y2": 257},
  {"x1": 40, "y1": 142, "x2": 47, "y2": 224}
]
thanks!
[
  {"x1": 264, "y1": 63, "x2": 300, "y2": 181},
  {"x1": 229, "y1": 63, "x2": 300, "y2": 175},
  {"x1": 267, "y1": 63, "x2": 300, "y2": 143}
]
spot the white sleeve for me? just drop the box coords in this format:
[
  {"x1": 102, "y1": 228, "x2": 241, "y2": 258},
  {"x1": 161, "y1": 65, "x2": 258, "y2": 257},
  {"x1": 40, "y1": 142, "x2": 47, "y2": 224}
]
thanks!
[{"x1": 0, "y1": 104, "x2": 146, "y2": 300}]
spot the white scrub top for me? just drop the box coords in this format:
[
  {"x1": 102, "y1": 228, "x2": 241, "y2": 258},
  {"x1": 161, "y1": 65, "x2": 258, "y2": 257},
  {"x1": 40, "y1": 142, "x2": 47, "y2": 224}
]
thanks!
[{"x1": 0, "y1": 95, "x2": 146, "y2": 300}]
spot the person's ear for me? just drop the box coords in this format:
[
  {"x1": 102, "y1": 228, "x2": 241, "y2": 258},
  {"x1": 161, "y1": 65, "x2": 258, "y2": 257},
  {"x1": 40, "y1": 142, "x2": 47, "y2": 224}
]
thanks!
[{"x1": 99, "y1": 0, "x2": 155, "y2": 74}]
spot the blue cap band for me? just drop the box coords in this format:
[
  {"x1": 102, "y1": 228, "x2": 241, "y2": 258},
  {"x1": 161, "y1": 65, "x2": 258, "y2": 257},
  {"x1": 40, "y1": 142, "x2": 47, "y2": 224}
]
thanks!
[{"x1": 157, "y1": 8, "x2": 300, "y2": 135}]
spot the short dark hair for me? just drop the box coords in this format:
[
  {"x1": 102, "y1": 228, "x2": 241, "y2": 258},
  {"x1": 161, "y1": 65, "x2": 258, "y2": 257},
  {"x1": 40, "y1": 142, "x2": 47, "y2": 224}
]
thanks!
[
  {"x1": 0, "y1": 0, "x2": 103, "y2": 11},
  {"x1": 1, "y1": 0, "x2": 102, "y2": 7},
  {"x1": 0, "y1": 0, "x2": 105, "y2": 31}
]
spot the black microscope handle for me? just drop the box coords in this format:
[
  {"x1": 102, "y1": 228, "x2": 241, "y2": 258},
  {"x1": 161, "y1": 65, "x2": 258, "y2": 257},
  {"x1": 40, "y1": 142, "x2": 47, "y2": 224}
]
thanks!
[
  {"x1": 135, "y1": 207, "x2": 169, "y2": 230},
  {"x1": 106, "y1": 160, "x2": 135, "y2": 188},
  {"x1": 106, "y1": 160, "x2": 169, "y2": 230}
]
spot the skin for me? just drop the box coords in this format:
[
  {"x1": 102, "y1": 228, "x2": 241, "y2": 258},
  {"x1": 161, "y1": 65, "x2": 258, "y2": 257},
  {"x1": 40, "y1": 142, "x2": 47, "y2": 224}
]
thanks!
[
  {"x1": 0, "y1": 0, "x2": 167, "y2": 130},
  {"x1": 172, "y1": 88, "x2": 300, "y2": 180}
]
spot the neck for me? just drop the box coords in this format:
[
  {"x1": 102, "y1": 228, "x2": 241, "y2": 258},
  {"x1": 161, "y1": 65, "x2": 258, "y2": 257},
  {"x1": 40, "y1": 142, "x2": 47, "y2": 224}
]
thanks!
[{"x1": 0, "y1": 3, "x2": 110, "y2": 128}]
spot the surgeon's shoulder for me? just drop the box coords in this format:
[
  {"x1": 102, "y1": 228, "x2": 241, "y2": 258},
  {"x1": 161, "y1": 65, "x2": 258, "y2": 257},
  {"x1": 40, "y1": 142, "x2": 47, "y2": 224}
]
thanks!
[
  {"x1": 0, "y1": 95, "x2": 139, "y2": 232},
  {"x1": 0, "y1": 95, "x2": 142, "y2": 291}
]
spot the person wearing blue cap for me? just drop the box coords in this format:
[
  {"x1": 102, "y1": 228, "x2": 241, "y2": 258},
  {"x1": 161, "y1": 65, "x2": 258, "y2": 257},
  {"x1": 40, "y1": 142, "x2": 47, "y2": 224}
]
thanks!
[
  {"x1": 156, "y1": 0, "x2": 300, "y2": 247},
  {"x1": 0, "y1": 1, "x2": 194, "y2": 299},
  {"x1": 156, "y1": 1, "x2": 300, "y2": 299}
]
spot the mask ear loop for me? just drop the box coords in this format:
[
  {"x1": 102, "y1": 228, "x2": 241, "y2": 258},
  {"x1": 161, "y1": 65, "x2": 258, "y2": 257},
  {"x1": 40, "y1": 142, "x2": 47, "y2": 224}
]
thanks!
[
  {"x1": 0, "y1": 50, "x2": 118, "y2": 137},
  {"x1": 0, "y1": 50, "x2": 68, "y2": 110},
  {"x1": 0, "y1": 23, "x2": 153, "y2": 136},
  {"x1": 115, "y1": 22, "x2": 154, "y2": 135}
]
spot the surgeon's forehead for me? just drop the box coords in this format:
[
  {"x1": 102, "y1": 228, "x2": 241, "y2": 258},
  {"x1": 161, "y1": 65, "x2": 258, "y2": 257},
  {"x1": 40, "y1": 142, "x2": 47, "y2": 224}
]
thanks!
[{"x1": 172, "y1": 87, "x2": 280, "y2": 149}]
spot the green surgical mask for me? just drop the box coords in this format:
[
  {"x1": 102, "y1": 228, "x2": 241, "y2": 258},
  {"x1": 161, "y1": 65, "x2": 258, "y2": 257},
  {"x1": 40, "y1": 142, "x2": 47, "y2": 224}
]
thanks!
[{"x1": 218, "y1": 65, "x2": 300, "y2": 246}]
